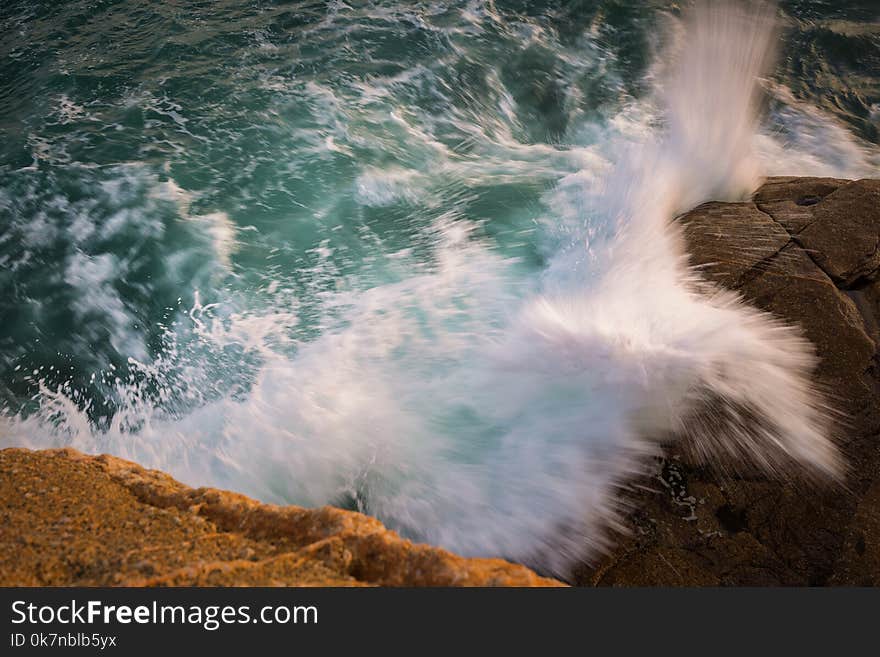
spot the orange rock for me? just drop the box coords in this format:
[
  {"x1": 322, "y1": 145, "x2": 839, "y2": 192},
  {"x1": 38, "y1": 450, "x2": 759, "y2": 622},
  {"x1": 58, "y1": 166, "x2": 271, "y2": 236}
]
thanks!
[{"x1": 0, "y1": 447, "x2": 562, "y2": 587}]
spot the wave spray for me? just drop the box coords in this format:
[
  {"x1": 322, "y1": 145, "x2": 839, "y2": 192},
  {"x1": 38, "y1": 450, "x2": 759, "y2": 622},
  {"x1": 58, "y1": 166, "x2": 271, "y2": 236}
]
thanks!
[{"x1": 3, "y1": 1, "x2": 841, "y2": 576}]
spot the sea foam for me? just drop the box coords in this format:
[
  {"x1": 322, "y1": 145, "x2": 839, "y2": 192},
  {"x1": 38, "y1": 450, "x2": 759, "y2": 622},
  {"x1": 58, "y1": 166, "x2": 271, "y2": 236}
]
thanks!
[{"x1": 3, "y1": 1, "x2": 843, "y2": 577}]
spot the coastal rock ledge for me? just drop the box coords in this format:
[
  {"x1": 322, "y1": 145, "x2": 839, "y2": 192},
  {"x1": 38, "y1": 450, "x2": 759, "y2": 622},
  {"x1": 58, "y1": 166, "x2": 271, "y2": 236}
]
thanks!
[
  {"x1": 577, "y1": 176, "x2": 880, "y2": 586},
  {"x1": 1, "y1": 177, "x2": 877, "y2": 587},
  {"x1": 0, "y1": 448, "x2": 560, "y2": 586}
]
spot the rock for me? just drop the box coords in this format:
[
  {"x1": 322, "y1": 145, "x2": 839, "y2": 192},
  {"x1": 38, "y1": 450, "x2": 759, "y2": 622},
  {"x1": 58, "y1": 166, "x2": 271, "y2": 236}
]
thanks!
[
  {"x1": 831, "y1": 475, "x2": 880, "y2": 586},
  {"x1": 577, "y1": 177, "x2": 880, "y2": 587},
  {"x1": 737, "y1": 242, "x2": 875, "y2": 410},
  {"x1": 679, "y1": 201, "x2": 790, "y2": 289},
  {"x1": 755, "y1": 177, "x2": 880, "y2": 287},
  {"x1": 753, "y1": 176, "x2": 849, "y2": 234},
  {"x1": 0, "y1": 448, "x2": 562, "y2": 587}
]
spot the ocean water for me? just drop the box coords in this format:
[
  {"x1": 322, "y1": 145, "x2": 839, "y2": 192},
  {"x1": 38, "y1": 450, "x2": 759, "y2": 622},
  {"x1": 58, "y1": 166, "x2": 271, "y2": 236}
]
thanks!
[{"x1": 1, "y1": 0, "x2": 878, "y2": 574}]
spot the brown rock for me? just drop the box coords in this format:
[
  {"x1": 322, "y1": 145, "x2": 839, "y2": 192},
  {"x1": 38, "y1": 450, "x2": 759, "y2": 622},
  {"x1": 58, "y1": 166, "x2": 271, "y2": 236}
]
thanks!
[
  {"x1": 797, "y1": 180, "x2": 880, "y2": 287},
  {"x1": 753, "y1": 176, "x2": 849, "y2": 234},
  {"x1": 578, "y1": 177, "x2": 880, "y2": 587},
  {"x1": 755, "y1": 177, "x2": 880, "y2": 287},
  {"x1": 736, "y1": 242, "x2": 876, "y2": 411},
  {"x1": 679, "y1": 201, "x2": 790, "y2": 289},
  {"x1": 830, "y1": 475, "x2": 880, "y2": 586},
  {"x1": 0, "y1": 448, "x2": 562, "y2": 587}
]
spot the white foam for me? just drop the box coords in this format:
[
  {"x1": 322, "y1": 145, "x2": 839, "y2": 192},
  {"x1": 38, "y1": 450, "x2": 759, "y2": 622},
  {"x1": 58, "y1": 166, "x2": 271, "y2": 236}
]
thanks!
[
  {"x1": 355, "y1": 167, "x2": 422, "y2": 206},
  {"x1": 151, "y1": 178, "x2": 238, "y2": 268},
  {"x1": 757, "y1": 83, "x2": 880, "y2": 178},
  {"x1": 65, "y1": 251, "x2": 149, "y2": 362}
]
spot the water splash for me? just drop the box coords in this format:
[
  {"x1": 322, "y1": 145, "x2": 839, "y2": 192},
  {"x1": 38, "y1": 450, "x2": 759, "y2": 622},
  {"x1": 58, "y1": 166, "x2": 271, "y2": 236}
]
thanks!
[{"x1": 2, "y1": 1, "x2": 844, "y2": 576}]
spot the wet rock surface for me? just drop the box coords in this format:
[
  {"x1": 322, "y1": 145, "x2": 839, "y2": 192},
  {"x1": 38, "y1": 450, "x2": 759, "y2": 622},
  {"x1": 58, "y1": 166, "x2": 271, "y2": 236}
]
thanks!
[{"x1": 576, "y1": 177, "x2": 880, "y2": 586}]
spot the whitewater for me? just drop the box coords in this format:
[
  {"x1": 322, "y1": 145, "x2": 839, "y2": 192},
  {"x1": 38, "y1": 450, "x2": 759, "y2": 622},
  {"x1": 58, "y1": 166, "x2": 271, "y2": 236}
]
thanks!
[{"x1": 2, "y1": 1, "x2": 878, "y2": 576}]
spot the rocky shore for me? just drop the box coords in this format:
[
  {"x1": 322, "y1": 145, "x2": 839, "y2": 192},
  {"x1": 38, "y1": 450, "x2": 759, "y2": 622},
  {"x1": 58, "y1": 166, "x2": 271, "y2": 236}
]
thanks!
[
  {"x1": 0, "y1": 447, "x2": 560, "y2": 586},
  {"x1": 576, "y1": 176, "x2": 880, "y2": 586},
  {"x1": 1, "y1": 177, "x2": 877, "y2": 587}
]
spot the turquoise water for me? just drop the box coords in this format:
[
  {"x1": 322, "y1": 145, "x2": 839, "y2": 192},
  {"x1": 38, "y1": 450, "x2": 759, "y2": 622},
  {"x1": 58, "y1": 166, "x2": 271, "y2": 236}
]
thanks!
[
  {"x1": 3, "y1": 1, "x2": 629, "y2": 409},
  {"x1": 1, "y1": 1, "x2": 878, "y2": 570}
]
